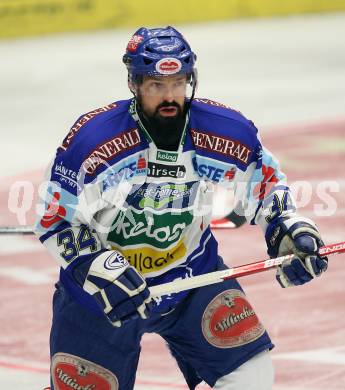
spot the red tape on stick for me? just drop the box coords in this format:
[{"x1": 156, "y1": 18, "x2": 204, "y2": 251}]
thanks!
[{"x1": 149, "y1": 241, "x2": 345, "y2": 298}]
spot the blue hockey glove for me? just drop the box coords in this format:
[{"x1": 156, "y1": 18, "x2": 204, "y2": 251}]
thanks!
[
  {"x1": 265, "y1": 216, "x2": 328, "y2": 288},
  {"x1": 75, "y1": 251, "x2": 152, "y2": 326}
]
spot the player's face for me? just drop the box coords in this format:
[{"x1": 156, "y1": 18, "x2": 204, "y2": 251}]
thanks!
[{"x1": 137, "y1": 75, "x2": 187, "y2": 118}]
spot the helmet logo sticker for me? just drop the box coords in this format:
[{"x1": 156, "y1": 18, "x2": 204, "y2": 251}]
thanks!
[
  {"x1": 155, "y1": 58, "x2": 182, "y2": 75},
  {"x1": 127, "y1": 35, "x2": 144, "y2": 53}
]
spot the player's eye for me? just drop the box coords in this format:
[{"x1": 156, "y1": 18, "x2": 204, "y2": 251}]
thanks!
[
  {"x1": 152, "y1": 82, "x2": 163, "y2": 89},
  {"x1": 175, "y1": 80, "x2": 185, "y2": 87}
]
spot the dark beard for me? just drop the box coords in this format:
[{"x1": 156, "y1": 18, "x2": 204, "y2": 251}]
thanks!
[{"x1": 138, "y1": 100, "x2": 186, "y2": 151}]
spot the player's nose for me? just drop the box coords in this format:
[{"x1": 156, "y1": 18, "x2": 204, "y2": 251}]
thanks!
[{"x1": 162, "y1": 86, "x2": 175, "y2": 102}]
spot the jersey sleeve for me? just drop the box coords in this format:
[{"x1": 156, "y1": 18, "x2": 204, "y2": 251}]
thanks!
[
  {"x1": 34, "y1": 105, "x2": 141, "y2": 311},
  {"x1": 34, "y1": 143, "x2": 117, "y2": 312},
  {"x1": 34, "y1": 143, "x2": 107, "y2": 273},
  {"x1": 233, "y1": 135, "x2": 297, "y2": 231}
]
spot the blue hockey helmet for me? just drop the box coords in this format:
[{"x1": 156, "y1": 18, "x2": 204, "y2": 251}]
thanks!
[{"x1": 123, "y1": 26, "x2": 197, "y2": 86}]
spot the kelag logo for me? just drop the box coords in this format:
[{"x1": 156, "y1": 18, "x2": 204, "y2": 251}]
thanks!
[
  {"x1": 147, "y1": 162, "x2": 186, "y2": 178},
  {"x1": 156, "y1": 150, "x2": 178, "y2": 163}
]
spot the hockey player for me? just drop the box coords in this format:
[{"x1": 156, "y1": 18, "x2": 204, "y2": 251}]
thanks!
[{"x1": 35, "y1": 26, "x2": 328, "y2": 390}]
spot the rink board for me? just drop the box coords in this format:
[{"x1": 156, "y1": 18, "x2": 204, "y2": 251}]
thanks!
[{"x1": 1, "y1": 0, "x2": 345, "y2": 38}]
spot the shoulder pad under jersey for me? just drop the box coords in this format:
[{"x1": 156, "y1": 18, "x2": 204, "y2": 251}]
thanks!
[
  {"x1": 52, "y1": 99, "x2": 147, "y2": 187},
  {"x1": 189, "y1": 98, "x2": 260, "y2": 169},
  {"x1": 58, "y1": 99, "x2": 133, "y2": 153}
]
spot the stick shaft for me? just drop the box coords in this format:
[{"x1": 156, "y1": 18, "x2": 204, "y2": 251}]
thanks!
[
  {"x1": 0, "y1": 226, "x2": 34, "y2": 234},
  {"x1": 149, "y1": 241, "x2": 345, "y2": 298},
  {"x1": 0, "y1": 212, "x2": 247, "y2": 234},
  {"x1": 1, "y1": 227, "x2": 343, "y2": 298}
]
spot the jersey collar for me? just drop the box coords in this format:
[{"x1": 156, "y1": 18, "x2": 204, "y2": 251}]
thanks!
[{"x1": 129, "y1": 99, "x2": 189, "y2": 151}]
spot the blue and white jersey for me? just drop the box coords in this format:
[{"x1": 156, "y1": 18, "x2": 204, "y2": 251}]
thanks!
[{"x1": 35, "y1": 98, "x2": 295, "y2": 312}]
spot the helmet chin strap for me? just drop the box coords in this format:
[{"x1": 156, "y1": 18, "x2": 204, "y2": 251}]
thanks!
[
  {"x1": 184, "y1": 69, "x2": 198, "y2": 113},
  {"x1": 190, "y1": 69, "x2": 198, "y2": 101}
]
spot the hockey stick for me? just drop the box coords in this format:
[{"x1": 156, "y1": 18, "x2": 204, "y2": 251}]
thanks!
[
  {"x1": 2, "y1": 226, "x2": 343, "y2": 297},
  {"x1": 1, "y1": 213, "x2": 246, "y2": 234},
  {"x1": 0, "y1": 213, "x2": 246, "y2": 235},
  {"x1": 210, "y1": 210, "x2": 247, "y2": 229},
  {"x1": 0, "y1": 226, "x2": 35, "y2": 235},
  {"x1": 149, "y1": 241, "x2": 345, "y2": 298}
]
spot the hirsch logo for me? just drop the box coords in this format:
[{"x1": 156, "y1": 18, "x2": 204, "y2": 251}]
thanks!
[
  {"x1": 104, "y1": 252, "x2": 128, "y2": 270},
  {"x1": 127, "y1": 35, "x2": 144, "y2": 53},
  {"x1": 156, "y1": 58, "x2": 182, "y2": 75},
  {"x1": 147, "y1": 162, "x2": 186, "y2": 178}
]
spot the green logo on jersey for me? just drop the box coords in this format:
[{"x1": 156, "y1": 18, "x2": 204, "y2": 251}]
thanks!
[
  {"x1": 107, "y1": 209, "x2": 193, "y2": 249},
  {"x1": 156, "y1": 150, "x2": 178, "y2": 163}
]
